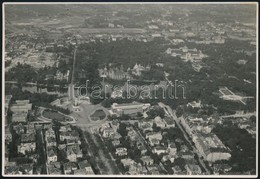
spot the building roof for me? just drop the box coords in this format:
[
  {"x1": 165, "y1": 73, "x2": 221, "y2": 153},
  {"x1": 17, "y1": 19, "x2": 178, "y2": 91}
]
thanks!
[
  {"x1": 48, "y1": 167, "x2": 61, "y2": 175},
  {"x1": 78, "y1": 160, "x2": 91, "y2": 169},
  {"x1": 141, "y1": 156, "x2": 153, "y2": 162},
  {"x1": 5, "y1": 166, "x2": 20, "y2": 175},
  {"x1": 47, "y1": 147, "x2": 57, "y2": 157},
  {"x1": 164, "y1": 117, "x2": 175, "y2": 125},
  {"x1": 154, "y1": 146, "x2": 167, "y2": 151},
  {"x1": 19, "y1": 164, "x2": 33, "y2": 173},
  {"x1": 172, "y1": 165, "x2": 183, "y2": 173},
  {"x1": 121, "y1": 158, "x2": 135, "y2": 167},
  {"x1": 185, "y1": 163, "x2": 201, "y2": 173},
  {"x1": 146, "y1": 131, "x2": 162, "y2": 137},
  {"x1": 112, "y1": 102, "x2": 150, "y2": 110},
  {"x1": 74, "y1": 169, "x2": 86, "y2": 175},
  {"x1": 168, "y1": 142, "x2": 177, "y2": 149},
  {"x1": 47, "y1": 137, "x2": 56, "y2": 143},
  {"x1": 20, "y1": 133, "x2": 35, "y2": 143},
  {"x1": 63, "y1": 162, "x2": 72, "y2": 171},
  {"x1": 194, "y1": 132, "x2": 230, "y2": 155}
]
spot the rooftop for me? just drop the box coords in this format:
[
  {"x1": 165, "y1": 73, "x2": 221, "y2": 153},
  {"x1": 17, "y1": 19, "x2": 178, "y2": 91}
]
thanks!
[{"x1": 78, "y1": 160, "x2": 91, "y2": 169}]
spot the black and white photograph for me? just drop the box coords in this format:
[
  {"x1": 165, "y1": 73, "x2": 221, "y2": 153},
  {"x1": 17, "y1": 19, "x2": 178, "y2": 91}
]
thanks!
[{"x1": 2, "y1": 2, "x2": 258, "y2": 177}]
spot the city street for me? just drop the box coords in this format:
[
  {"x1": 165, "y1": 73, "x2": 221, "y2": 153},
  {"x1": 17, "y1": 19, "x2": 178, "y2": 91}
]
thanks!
[{"x1": 159, "y1": 102, "x2": 211, "y2": 174}]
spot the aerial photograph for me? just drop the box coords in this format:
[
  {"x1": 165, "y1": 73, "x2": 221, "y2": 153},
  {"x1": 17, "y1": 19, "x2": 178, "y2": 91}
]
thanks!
[{"x1": 2, "y1": 2, "x2": 258, "y2": 177}]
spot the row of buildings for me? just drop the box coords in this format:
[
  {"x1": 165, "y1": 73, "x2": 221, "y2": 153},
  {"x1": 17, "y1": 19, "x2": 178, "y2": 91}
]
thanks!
[
  {"x1": 10, "y1": 100, "x2": 32, "y2": 123},
  {"x1": 5, "y1": 121, "x2": 52, "y2": 175},
  {"x1": 111, "y1": 102, "x2": 151, "y2": 117},
  {"x1": 98, "y1": 63, "x2": 151, "y2": 80},
  {"x1": 165, "y1": 46, "x2": 208, "y2": 62},
  {"x1": 45, "y1": 124, "x2": 94, "y2": 175},
  {"x1": 179, "y1": 116, "x2": 231, "y2": 163}
]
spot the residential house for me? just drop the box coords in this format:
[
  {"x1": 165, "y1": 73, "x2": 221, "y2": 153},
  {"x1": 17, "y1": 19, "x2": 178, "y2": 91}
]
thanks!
[
  {"x1": 185, "y1": 163, "x2": 202, "y2": 175},
  {"x1": 146, "y1": 131, "x2": 163, "y2": 146},
  {"x1": 70, "y1": 130, "x2": 80, "y2": 140},
  {"x1": 66, "y1": 144, "x2": 83, "y2": 162},
  {"x1": 167, "y1": 142, "x2": 177, "y2": 155},
  {"x1": 180, "y1": 116, "x2": 205, "y2": 136},
  {"x1": 140, "y1": 156, "x2": 154, "y2": 166},
  {"x1": 24, "y1": 123, "x2": 35, "y2": 134},
  {"x1": 128, "y1": 163, "x2": 144, "y2": 175},
  {"x1": 17, "y1": 142, "x2": 36, "y2": 155},
  {"x1": 45, "y1": 128, "x2": 56, "y2": 138},
  {"x1": 58, "y1": 144, "x2": 66, "y2": 150},
  {"x1": 63, "y1": 162, "x2": 72, "y2": 174},
  {"x1": 121, "y1": 158, "x2": 135, "y2": 168},
  {"x1": 12, "y1": 112, "x2": 28, "y2": 123},
  {"x1": 161, "y1": 154, "x2": 175, "y2": 163},
  {"x1": 149, "y1": 138, "x2": 160, "y2": 147},
  {"x1": 5, "y1": 166, "x2": 21, "y2": 175},
  {"x1": 131, "y1": 63, "x2": 150, "y2": 77},
  {"x1": 154, "y1": 116, "x2": 166, "y2": 129},
  {"x1": 5, "y1": 126, "x2": 12, "y2": 144},
  {"x1": 164, "y1": 117, "x2": 175, "y2": 128},
  {"x1": 139, "y1": 121, "x2": 153, "y2": 133},
  {"x1": 60, "y1": 131, "x2": 71, "y2": 141},
  {"x1": 213, "y1": 164, "x2": 232, "y2": 174},
  {"x1": 127, "y1": 129, "x2": 138, "y2": 141},
  {"x1": 102, "y1": 127, "x2": 115, "y2": 138},
  {"x1": 5, "y1": 95, "x2": 12, "y2": 117},
  {"x1": 48, "y1": 167, "x2": 61, "y2": 175},
  {"x1": 71, "y1": 162, "x2": 78, "y2": 171},
  {"x1": 153, "y1": 146, "x2": 168, "y2": 155},
  {"x1": 177, "y1": 151, "x2": 195, "y2": 160},
  {"x1": 50, "y1": 162, "x2": 61, "y2": 170},
  {"x1": 18, "y1": 133, "x2": 36, "y2": 155},
  {"x1": 187, "y1": 101, "x2": 202, "y2": 108},
  {"x1": 74, "y1": 169, "x2": 87, "y2": 175},
  {"x1": 47, "y1": 147, "x2": 58, "y2": 164},
  {"x1": 78, "y1": 160, "x2": 94, "y2": 174},
  {"x1": 146, "y1": 132, "x2": 162, "y2": 141},
  {"x1": 46, "y1": 137, "x2": 57, "y2": 147},
  {"x1": 137, "y1": 144, "x2": 147, "y2": 155},
  {"x1": 59, "y1": 125, "x2": 72, "y2": 132},
  {"x1": 146, "y1": 164, "x2": 160, "y2": 175},
  {"x1": 237, "y1": 59, "x2": 248, "y2": 65},
  {"x1": 112, "y1": 139, "x2": 120, "y2": 147},
  {"x1": 172, "y1": 165, "x2": 186, "y2": 175},
  {"x1": 66, "y1": 138, "x2": 81, "y2": 145},
  {"x1": 13, "y1": 123, "x2": 25, "y2": 134},
  {"x1": 113, "y1": 132, "x2": 122, "y2": 140},
  {"x1": 18, "y1": 164, "x2": 33, "y2": 175},
  {"x1": 116, "y1": 147, "x2": 127, "y2": 156}
]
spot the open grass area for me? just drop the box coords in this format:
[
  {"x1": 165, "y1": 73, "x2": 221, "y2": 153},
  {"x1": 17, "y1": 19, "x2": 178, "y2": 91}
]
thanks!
[
  {"x1": 90, "y1": 109, "x2": 106, "y2": 121},
  {"x1": 42, "y1": 109, "x2": 73, "y2": 122}
]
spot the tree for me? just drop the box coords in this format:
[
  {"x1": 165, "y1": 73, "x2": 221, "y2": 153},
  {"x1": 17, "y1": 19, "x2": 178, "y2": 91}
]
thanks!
[
  {"x1": 175, "y1": 106, "x2": 184, "y2": 118},
  {"x1": 101, "y1": 99, "x2": 112, "y2": 108},
  {"x1": 249, "y1": 115, "x2": 256, "y2": 124},
  {"x1": 117, "y1": 123, "x2": 128, "y2": 137},
  {"x1": 147, "y1": 107, "x2": 165, "y2": 119}
]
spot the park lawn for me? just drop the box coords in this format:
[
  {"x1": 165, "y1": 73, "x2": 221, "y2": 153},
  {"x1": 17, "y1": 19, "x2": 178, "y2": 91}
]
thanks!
[
  {"x1": 43, "y1": 109, "x2": 71, "y2": 122},
  {"x1": 90, "y1": 109, "x2": 106, "y2": 121}
]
